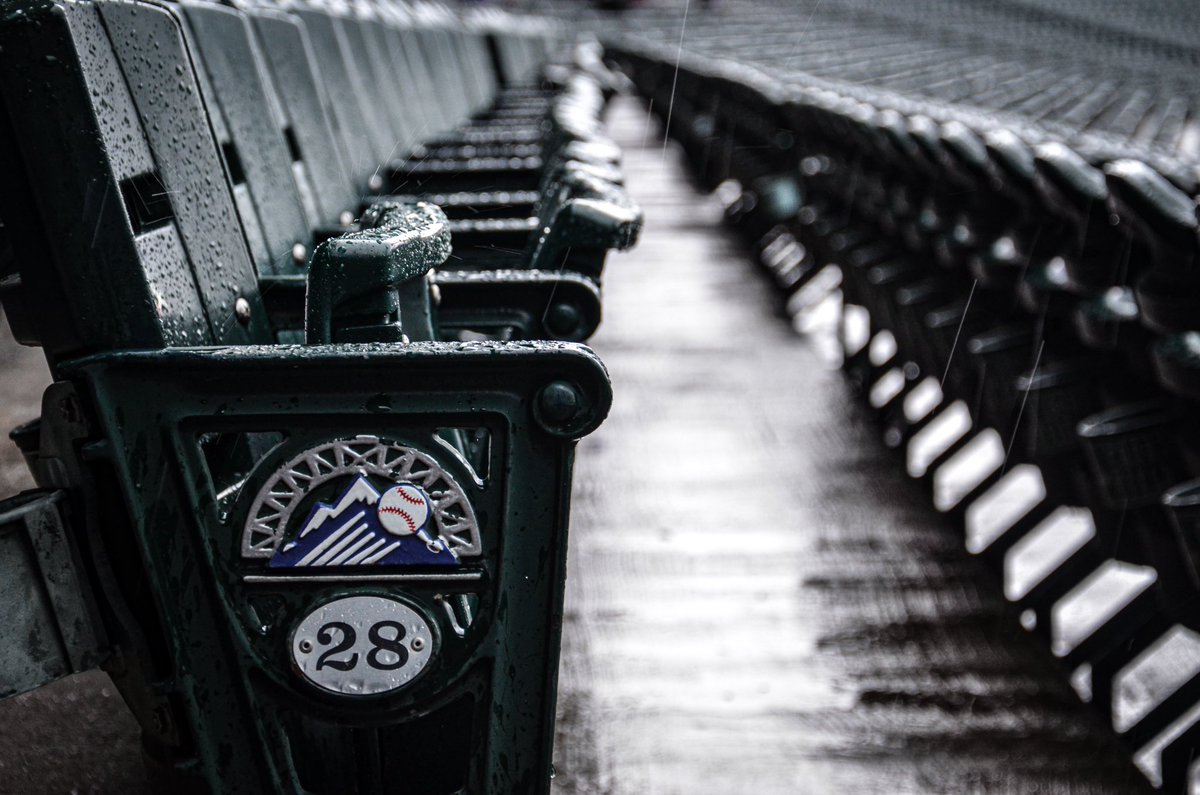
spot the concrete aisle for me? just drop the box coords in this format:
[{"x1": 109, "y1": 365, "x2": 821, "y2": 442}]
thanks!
[{"x1": 549, "y1": 98, "x2": 1149, "y2": 795}]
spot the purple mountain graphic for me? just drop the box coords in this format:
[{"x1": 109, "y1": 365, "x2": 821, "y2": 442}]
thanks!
[{"x1": 269, "y1": 474, "x2": 458, "y2": 568}]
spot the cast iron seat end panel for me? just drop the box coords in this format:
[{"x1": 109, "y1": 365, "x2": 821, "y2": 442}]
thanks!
[{"x1": 55, "y1": 340, "x2": 610, "y2": 793}]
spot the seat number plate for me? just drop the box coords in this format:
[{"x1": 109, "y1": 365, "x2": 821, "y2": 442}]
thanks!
[{"x1": 291, "y1": 595, "x2": 435, "y2": 696}]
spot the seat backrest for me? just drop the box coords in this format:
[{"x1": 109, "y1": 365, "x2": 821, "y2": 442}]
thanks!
[
  {"x1": 388, "y1": 17, "x2": 452, "y2": 137},
  {"x1": 451, "y1": 28, "x2": 498, "y2": 115},
  {"x1": 284, "y1": 5, "x2": 386, "y2": 178},
  {"x1": 334, "y1": 7, "x2": 414, "y2": 162},
  {"x1": 0, "y1": 0, "x2": 269, "y2": 364},
  {"x1": 246, "y1": 7, "x2": 360, "y2": 226},
  {"x1": 494, "y1": 32, "x2": 536, "y2": 87},
  {"x1": 414, "y1": 24, "x2": 467, "y2": 131},
  {"x1": 177, "y1": 1, "x2": 315, "y2": 276},
  {"x1": 272, "y1": 3, "x2": 476, "y2": 176}
]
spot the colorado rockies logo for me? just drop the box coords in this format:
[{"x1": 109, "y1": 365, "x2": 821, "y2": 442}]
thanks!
[{"x1": 241, "y1": 436, "x2": 481, "y2": 568}]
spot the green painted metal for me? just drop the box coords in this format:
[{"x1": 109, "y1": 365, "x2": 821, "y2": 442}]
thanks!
[
  {"x1": 4, "y1": 227, "x2": 610, "y2": 789},
  {"x1": 528, "y1": 165, "x2": 643, "y2": 276},
  {"x1": 305, "y1": 202, "x2": 451, "y2": 345},
  {"x1": 0, "y1": 0, "x2": 623, "y2": 789},
  {"x1": 435, "y1": 270, "x2": 603, "y2": 342},
  {"x1": 20, "y1": 196, "x2": 611, "y2": 792},
  {"x1": 50, "y1": 341, "x2": 610, "y2": 793},
  {"x1": 447, "y1": 160, "x2": 642, "y2": 279}
]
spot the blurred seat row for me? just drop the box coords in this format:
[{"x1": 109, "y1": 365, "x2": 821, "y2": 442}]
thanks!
[{"x1": 609, "y1": 3, "x2": 1200, "y2": 789}]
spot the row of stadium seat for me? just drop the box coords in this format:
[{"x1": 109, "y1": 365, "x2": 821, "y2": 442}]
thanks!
[
  {"x1": 0, "y1": 0, "x2": 642, "y2": 360},
  {"x1": 611, "y1": 12, "x2": 1200, "y2": 791},
  {"x1": 0, "y1": 1, "x2": 639, "y2": 792}
]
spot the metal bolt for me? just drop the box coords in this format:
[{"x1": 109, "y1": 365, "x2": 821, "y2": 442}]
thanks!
[
  {"x1": 539, "y1": 381, "x2": 582, "y2": 425},
  {"x1": 410, "y1": 637, "x2": 426, "y2": 652},
  {"x1": 298, "y1": 639, "x2": 314, "y2": 654},
  {"x1": 545, "y1": 303, "x2": 582, "y2": 338},
  {"x1": 234, "y1": 297, "x2": 252, "y2": 325},
  {"x1": 291, "y1": 242, "x2": 308, "y2": 265}
]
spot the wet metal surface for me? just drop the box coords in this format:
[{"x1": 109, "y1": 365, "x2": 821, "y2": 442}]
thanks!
[
  {"x1": 0, "y1": 98, "x2": 1150, "y2": 794},
  {"x1": 550, "y1": 98, "x2": 1150, "y2": 795}
]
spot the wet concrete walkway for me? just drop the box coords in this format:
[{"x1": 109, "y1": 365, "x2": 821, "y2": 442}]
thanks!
[
  {"x1": 549, "y1": 98, "x2": 1150, "y2": 795},
  {"x1": 0, "y1": 99, "x2": 1151, "y2": 794}
]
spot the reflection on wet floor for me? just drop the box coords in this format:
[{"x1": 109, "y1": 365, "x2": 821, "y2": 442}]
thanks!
[{"x1": 551, "y1": 98, "x2": 1149, "y2": 794}]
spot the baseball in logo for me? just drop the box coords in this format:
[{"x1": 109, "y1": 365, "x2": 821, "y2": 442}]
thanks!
[
  {"x1": 241, "y1": 437, "x2": 482, "y2": 568},
  {"x1": 377, "y1": 484, "x2": 431, "y2": 536}
]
